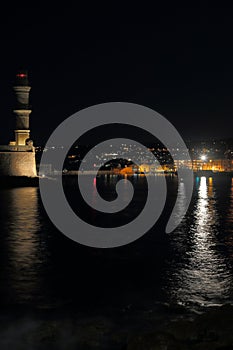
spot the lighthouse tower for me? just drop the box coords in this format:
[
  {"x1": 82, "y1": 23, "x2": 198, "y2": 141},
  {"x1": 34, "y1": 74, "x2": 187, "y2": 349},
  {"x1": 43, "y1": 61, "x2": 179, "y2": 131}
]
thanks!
[
  {"x1": 13, "y1": 71, "x2": 32, "y2": 146},
  {"x1": 0, "y1": 71, "x2": 37, "y2": 178}
]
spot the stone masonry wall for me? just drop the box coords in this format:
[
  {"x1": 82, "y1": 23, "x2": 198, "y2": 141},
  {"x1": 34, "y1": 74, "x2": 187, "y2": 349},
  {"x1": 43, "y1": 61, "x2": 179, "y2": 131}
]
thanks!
[{"x1": 0, "y1": 152, "x2": 37, "y2": 177}]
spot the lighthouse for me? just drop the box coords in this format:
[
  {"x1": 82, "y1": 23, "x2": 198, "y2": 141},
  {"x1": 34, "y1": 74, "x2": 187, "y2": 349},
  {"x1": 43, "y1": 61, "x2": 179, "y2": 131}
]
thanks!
[
  {"x1": 0, "y1": 71, "x2": 37, "y2": 179},
  {"x1": 13, "y1": 71, "x2": 32, "y2": 146}
]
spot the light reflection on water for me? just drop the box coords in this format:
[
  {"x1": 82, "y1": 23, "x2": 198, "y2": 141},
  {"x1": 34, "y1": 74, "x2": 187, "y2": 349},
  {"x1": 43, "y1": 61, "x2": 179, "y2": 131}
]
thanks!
[
  {"x1": 227, "y1": 177, "x2": 233, "y2": 226},
  {"x1": 0, "y1": 187, "x2": 43, "y2": 304},
  {"x1": 166, "y1": 176, "x2": 232, "y2": 308},
  {"x1": 224, "y1": 177, "x2": 233, "y2": 258},
  {"x1": 0, "y1": 176, "x2": 232, "y2": 311}
]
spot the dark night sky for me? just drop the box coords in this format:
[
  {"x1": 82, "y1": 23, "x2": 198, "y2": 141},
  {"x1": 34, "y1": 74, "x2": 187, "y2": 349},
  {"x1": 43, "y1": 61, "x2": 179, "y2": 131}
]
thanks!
[{"x1": 0, "y1": 3, "x2": 233, "y2": 145}]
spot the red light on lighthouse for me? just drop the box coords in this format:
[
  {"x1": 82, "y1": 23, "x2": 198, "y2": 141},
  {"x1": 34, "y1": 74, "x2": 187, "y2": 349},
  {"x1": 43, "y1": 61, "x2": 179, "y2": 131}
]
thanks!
[{"x1": 16, "y1": 73, "x2": 27, "y2": 78}]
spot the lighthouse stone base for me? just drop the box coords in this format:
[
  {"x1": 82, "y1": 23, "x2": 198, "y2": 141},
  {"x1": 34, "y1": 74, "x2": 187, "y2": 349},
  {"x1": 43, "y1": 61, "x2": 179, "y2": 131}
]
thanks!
[{"x1": 0, "y1": 145, "x2": 37, "y2": 177}]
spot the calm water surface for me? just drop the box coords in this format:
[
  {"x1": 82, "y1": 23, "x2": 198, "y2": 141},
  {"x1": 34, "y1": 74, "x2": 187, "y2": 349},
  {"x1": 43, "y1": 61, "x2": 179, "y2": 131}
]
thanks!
[{"x1": 0, "y1": 175, "x2": 233, "y2": 317}]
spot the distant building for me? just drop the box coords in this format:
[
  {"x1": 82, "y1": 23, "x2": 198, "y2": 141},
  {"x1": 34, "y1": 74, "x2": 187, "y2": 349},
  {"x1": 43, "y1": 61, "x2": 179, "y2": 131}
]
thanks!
[{"x1": 174, "y1": 159, "x2": 233, "y2": 172}]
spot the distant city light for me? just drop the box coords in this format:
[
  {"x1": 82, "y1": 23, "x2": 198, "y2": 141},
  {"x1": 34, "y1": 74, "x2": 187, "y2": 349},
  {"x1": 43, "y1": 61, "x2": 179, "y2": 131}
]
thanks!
[{"x1": 201, "y1": 155, "x2": 207, "y2": 161}]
